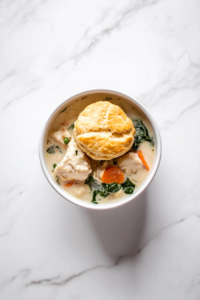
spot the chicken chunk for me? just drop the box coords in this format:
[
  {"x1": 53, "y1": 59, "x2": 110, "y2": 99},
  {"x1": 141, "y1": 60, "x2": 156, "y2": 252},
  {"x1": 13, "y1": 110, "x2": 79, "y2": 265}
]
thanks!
[
  {"x1": 54, "y1": 138, "x2": 91, "y2": 181},
  {"x1": 70, "y1": 182, "x2": 90, "y2": 196},
  {"x1": 50, "y1": 128, "x2": 71, "y2": 146},
  {"x1": 93, "y1": 161, "x2": 109, "y2": 182},
  {"x1": 117, "y1": 152, "x2": 144, "y2": 174}
]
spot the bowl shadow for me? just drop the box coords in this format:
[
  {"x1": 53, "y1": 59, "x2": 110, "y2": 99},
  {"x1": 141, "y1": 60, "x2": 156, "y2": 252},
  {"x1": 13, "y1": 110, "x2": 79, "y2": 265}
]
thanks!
[{"x1": 86, "y1": 191, "x2": 147, "y2": 259}]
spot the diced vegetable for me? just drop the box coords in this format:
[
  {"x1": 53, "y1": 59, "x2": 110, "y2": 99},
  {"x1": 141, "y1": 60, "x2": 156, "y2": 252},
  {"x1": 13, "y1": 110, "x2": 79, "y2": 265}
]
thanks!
[
  {"x1": 138, "y1": 150, "x2": 149, "y2": 171},
  {"x1": 101, "y1": 166, "x2": 124, "y2": 184},
  {"x1": 63, "y1": 137, "x2": 70, "y2": 144},
  {"x1": 65, "y1": 181, "x2": 74, "y2": 187},
  {"x1": 53, "y1": 164, "x2": 57, "y2": 168}
]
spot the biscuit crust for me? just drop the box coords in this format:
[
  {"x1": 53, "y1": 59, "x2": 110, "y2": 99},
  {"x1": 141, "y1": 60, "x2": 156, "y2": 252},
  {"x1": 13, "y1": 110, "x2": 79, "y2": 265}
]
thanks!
[{"x1": 74, "y1": 101, "x2": 135, "y2": 160}]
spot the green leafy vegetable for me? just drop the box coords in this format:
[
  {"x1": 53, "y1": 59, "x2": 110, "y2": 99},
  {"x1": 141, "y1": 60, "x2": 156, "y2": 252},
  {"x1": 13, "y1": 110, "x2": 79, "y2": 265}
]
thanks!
[
  {"x1": 92, "y1": 191, "x2": 99, "y2": 204},
  {"x1": 68, "y1": 123, "x2": 74, "y2": 130},
  {"x1": 63, "y1": 137, "x2": 70, "y2": 144},
  {"x1": 85, "y1": 176, "x2": 122, "y2": 203},
  {"x1": 101, "y1": 183, "x2": 121, "y2": 194},
  {"x1": 75, "y1": 150, "x2": 78, "y2": 155},
  {"x1": 85, "y1": 176, "x2": 136, "y2": 203},
  {"x1": 132, "y1": 119, "x2": 154, "y2": 151},
  {"x1": 85, "y1": 176, "x2": 99, "y2": 191},
  {"x1": 47, "y1": 145, "x2": 62, "y2": 154},
  {"x1": 85, "y1": 177, "x2": 99, "y2": 203},
  {"x1": 85, "y1": 175, "x2": 95, "y2": 184},
  {"x1": 53, "y1": 164, "x2": 57, "y2": 168},
  {"x1": 47, "y1": 146, "x2": 55, "y2": 154},
  {"x1": 121, "y1": 178, "x2": 135, "y2": 194}
]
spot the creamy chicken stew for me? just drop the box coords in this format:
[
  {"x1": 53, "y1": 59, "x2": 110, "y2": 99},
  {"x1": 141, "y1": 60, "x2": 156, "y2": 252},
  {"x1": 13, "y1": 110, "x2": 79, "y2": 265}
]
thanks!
[{"x1": 45, "y1": 94, "x2": 155, "y2": 204}]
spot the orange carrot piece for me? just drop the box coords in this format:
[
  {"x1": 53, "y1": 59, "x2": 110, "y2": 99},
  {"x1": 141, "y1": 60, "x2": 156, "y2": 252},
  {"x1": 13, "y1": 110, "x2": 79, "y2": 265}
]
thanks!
[
  {"x1": 64, "y1": 181, "x2": 74, "y2": 187},
  {"x1": 101, "y1": 166, "x2": 124, "y2": 184},
  {"x1": 138, "y1": 150, "x2": 149, "y2": 171}
]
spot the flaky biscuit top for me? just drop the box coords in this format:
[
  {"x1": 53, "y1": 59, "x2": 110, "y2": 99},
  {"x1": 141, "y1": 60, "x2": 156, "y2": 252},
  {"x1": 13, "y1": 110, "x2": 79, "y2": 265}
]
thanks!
[{"x1": 74, "y1": 101, "x2": 135, "y2": 160}]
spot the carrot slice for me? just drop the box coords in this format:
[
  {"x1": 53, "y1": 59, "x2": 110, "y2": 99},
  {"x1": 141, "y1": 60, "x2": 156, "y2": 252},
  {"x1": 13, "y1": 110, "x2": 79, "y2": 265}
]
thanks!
[
  {"x1": 101, "y1": 166, "x2": 124, "y2": 184},
  {"x1": 138, "y1": 150, "x2": 149, "y2": 171},
  {"x1": 64, "y1": 181, "x2": 74, "y2": 187}
]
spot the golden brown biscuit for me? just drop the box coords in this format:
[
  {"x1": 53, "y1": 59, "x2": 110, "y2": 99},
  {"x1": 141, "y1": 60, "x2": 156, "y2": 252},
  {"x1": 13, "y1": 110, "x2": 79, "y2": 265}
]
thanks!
[{"x1": 74, "y1": 101, "x2": 135, "y2": 160}]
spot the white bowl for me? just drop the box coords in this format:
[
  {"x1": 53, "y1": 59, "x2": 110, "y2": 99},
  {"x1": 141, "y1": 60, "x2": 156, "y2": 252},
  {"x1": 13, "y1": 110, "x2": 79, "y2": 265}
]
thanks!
[{"x1": 39, "y1": 89, "x2": 162, "y2": 210}]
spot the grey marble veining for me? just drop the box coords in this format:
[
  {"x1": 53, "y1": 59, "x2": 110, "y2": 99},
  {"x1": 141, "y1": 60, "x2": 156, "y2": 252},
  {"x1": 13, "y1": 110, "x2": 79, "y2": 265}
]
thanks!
[{"x1": 0, "y1": 0, "x2": 200, "y2": 299}]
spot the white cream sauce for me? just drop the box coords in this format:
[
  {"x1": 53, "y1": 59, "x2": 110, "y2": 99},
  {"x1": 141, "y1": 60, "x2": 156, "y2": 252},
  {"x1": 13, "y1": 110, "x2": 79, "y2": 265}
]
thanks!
[{"x1": 45, "y1": 93, "x2": 155, "y2": 204}]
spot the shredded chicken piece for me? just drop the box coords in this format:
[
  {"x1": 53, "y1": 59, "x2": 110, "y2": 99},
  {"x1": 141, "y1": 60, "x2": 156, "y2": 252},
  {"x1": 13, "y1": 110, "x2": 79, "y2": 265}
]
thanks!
[
  {"x1": 55, "y1": 138, "x2": 91, "y2": 181},
  {"x1": 117, "y1": 152, "x2": 144, "y2": 174},
  {"x1": 93, "y1": 161, "x2": 109, "y2": 182},
  {"x1": 50, "y1": 128, "x2": 71, "y2": 145},
  {"x1": 71, "y1": 182, "x2": 90, "y2": 196}
]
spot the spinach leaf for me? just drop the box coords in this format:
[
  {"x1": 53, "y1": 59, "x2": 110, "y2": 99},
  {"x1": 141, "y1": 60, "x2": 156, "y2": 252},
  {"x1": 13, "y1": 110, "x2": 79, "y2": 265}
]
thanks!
[
  {"x1": 123, "y1": 187, "x2": 134, "y2": 194},
  {"x1": 47, "y1": 146, "x2": 55, "y2": 154},
  {"x1": 85, "y1": 176, "x2": 99, "y2": 191},
  {"x1": 47, "y1": 145, "x2": 62, "y2": 154},
  {"x1": 85, "y1": 176, "x2": 95, "y2": 184},
  {"x1": 121, "y1": 178, "x2": 135, "y2": 194},
  {"x1": 102, "y1": 183, "x2": 121, "y2": 194},
  {"x1": 85, "y1": 176, "x2": 136, "y2": 203},
  {"x1": 85, "y1": 176, "x2": 122, "y2": 203},
  {"x1": 98, "y1": 191, "x2": 110, "y2": 198},
  {"x1": 92, "y1": 190, "x2": 99, "y2": 204},
  {"x1": 68, "y1": 123, "x2": 74, "y2": 130},
  {"x1": 98, "y1": 183, "x2": 121, "y2": 198},
  {"x1": 132, "y1": 119, "x2": 154, "y2": 151}
]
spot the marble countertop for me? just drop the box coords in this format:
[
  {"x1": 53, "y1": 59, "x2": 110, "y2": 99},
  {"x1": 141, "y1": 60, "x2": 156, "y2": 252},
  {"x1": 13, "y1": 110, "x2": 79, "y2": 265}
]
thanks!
[{"x1": 1, "y1": 0, "x2": 200, "y2": 299}]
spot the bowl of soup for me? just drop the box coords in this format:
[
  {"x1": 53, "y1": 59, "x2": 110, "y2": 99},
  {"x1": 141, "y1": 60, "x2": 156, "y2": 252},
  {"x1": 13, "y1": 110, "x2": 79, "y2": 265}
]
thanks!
[{"x1": 39, "y1": 89, "x2": 161, "y2": 210}]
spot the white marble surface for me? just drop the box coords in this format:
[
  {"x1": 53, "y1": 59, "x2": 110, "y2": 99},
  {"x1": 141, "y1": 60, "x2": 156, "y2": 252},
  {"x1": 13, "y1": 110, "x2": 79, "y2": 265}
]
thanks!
[{"x1": 0, "y1": 0, "x2": 200, "y2": 299}]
